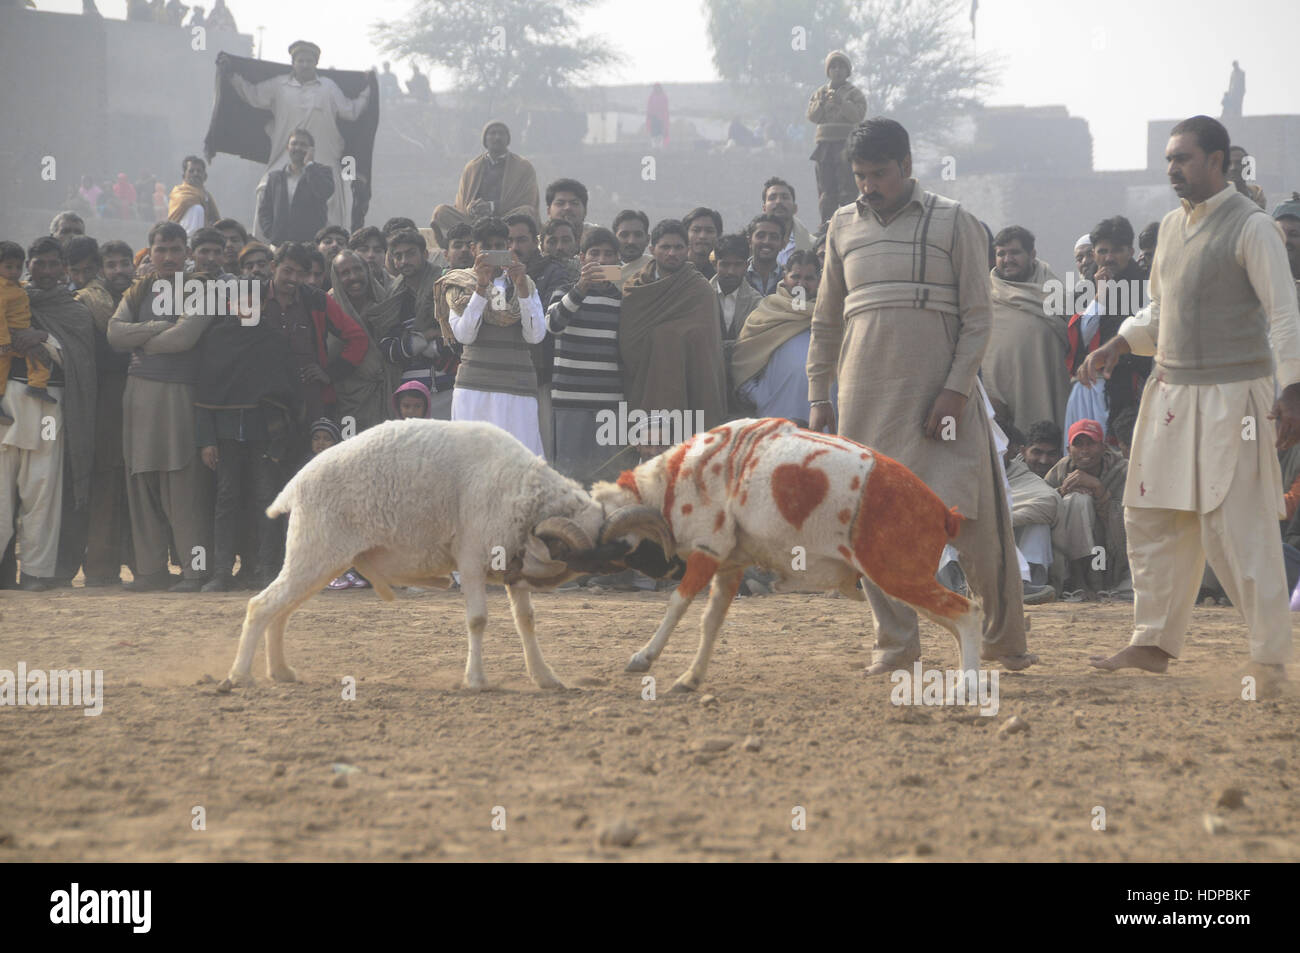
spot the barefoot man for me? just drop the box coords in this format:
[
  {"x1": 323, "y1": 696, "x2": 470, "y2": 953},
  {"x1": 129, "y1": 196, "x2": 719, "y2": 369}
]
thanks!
[
  {"x1": 807, "y1": 117, "x2": 1037, "y2": 676},
  {"x1": 1082, "y1": 115, "x2": 1300, "y2": 684}
]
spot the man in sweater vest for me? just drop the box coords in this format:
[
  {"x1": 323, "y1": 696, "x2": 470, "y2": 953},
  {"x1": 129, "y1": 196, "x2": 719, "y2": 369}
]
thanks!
[
  {"x1": 1083, "y1": 116, "x2": 1300, "y2": 685},
  {"x1": 807, "y1": 117, "x2": 1037, "y2": 675},
  {"x1": 440, "y1": 216, "x2": 546, "y2": 456},
  {"x1": 107, "y1": 222, "x2": 216, "y2": 592}
]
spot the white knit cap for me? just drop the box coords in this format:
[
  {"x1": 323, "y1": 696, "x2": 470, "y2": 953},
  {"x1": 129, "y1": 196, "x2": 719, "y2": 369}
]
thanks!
[{"x1": 1074, "y1": 232, "x2": 1093, "y2": 250}]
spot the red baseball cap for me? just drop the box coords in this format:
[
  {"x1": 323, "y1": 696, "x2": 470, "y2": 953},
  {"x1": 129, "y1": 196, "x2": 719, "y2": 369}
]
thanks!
[{"x1": 1068, "y1": 419, "x2": 1104, "y2": 446}]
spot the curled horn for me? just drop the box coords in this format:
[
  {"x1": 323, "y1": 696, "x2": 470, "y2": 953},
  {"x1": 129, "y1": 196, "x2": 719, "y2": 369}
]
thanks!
[
  {"x1": 533, "y1": 516, "x2": 594, "y2": 556},
  {"x1": 598, "y1": 505, "x2": 676, "y2": 559}
]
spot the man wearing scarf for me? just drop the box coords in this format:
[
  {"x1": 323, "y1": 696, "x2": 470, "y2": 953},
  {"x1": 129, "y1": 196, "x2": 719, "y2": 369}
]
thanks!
[
  {"x1": 982, "y1": 225, "x2": 1068, "y2": 433},
  {"x1": 435, "y1": 216, "x2": 546, "y2": 454},
  {"x1": 108, "y1": 222, "x2": 215, "y2": 592},
  {"x1": 431, "y1": 122, "x2": 540, "y2": 243},
  {"x1": 806, "y1": 51, "x2": 868, "y2": 224},
  {"x1": 807, "y1": 119, "x2": 1036, "y2": 675},
  {"x1": 620, "y1": 219, "x2": 726, "y2": 456},
  {"x1": 167, "y1": 156, "x2": 221, "y2": 237},
  {"x1": 67, "y1": 240, "x2": 136, "y2": 586},
  {"x1": 0, "y1": 237, "x2": 97, "y2": 591},
  {"x1": 327, "y1": 249, "x2": 401, "y2": 433},
  {"x1": 733, "y1": 251, "x2": 827, "y2": 427}
]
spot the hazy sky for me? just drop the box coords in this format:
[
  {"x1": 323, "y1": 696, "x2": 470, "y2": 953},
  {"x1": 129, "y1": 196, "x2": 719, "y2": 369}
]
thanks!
[{"x1": 42, "y1": 0, "x2": 1300, "y2": 169}]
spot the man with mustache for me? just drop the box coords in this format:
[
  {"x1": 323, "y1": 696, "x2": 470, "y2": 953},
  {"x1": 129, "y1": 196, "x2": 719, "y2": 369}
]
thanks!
[
  {"x1": 614, "y1": 209, "x2": 652, "y2": 282},
  {"x1": 1083, "y1": 115, "x2": 1300, "y2": 684},
  {"x1": 744, "y1": 214, "x2": 785, "y2": 296},
  {"x1": 807, "y1": 117, "x2": 1037, "y2": 675},
  {"x1": 711, "y1": 233, "x2": 762, "y2": 345}
]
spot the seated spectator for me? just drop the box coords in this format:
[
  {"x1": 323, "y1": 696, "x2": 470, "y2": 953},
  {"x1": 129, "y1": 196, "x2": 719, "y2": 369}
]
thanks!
[
  {"x1": 431, "y1": 122, "x2": 539, "y2": 242},
  {"x1": 1045, "y1": 418, "x2": 1129, "y2": 600},
  {"x1": 1021, "y1": 419, "x2": 1063, "y2": 479},
  {"x1": 1003, "y1": 421, "x2": 1060, "y2": 590}
]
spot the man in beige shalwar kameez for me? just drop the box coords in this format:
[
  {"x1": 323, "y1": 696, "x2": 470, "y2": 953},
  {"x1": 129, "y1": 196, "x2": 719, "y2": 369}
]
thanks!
[
  {"x1": 1083, "y1": 116, "x2": 1300, "y2": 683},
  {"x1": 807, "y1": 118, "x2": 1036, "y2": 674}
]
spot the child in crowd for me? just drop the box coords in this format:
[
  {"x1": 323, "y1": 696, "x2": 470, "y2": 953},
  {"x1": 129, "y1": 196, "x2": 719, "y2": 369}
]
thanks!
[
  {"x1": 0, "y1": 241, "x2": 57, "y2": 426},
  {"x1": 392, "y1": 379, "x2": 432, "y2": 419}
]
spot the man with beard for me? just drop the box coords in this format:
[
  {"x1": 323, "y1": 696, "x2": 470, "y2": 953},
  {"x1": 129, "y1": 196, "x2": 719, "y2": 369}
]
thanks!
[
  {"x1": 108, "y1": 222, "x2": 215, "y2": 592},
  {"x1": 546, "y1": 227, "x2": 628, "y2": 483},
  {"x1": 710, "y1": 233, "x2": 762, "y2": 344},
  {"x1": 431, "y1": 121, "x2": 540, "y2": 241},
  {"x1": 327, "y1": 249, "x2": 401, "y2": 433},
  {"x1": 733, "y1": 251, "x2": 826, "y2": 426},
  {"x1": 683, "y1": 207, "x2": 722, "y2": 280},
  {"x1": 620, "y1": 219, "x2": 726, "y2": 456},
  {"x1": 1073, "y1": 233, "x2": 1096, "y2": 282},
  {"x1": 213, "y1": 218, "x2": 249, "y2": 276},
  {"x1": 745, "y1": 214, "x2": 785, "y2": 295},
  {"x1": 807, "y1": 118, "x2": 1036, "y2": 675},
  {"x1": 378, "y1": 229, "x2": 456, "y2": 420},
  {"x1": 0, "y1": 238, "x2": 96, "y2": 591},
  {"x1": 259, "y1": 128, "x2": 335, "y2": 245},
  {"x1": 347, "y1": 225, "x2": 390, "y2": 288},
  {"x1": 168, "y1": 155, "x2": 221, "y2": 237},
  {"x1": 806, "y1": 51, "x2": 868, "y2": 223},
  {"x1": 72, "y1": 239, "x2": 136, "y2": 585},
  {"x1": 1021, "y1": 420, "x2": 1064, "y2": 479},
  {"x1": 1082, "y1": 115, "x2": 1300, "y2": 682},
  {"x1": 982, "y1": 225, "x2": 1068, "y2": 433},
  {"x1": 614, "y1": 209, "x2": 652, "y2": 281},
  {"x1": 1065, "y1": 216, "x2": 1148, "y2": 443},
  {"x1": 760, "y1": 177, "x2": 814, "y2": 267},
  {"x1": 438, "y1": 216, "x2": 547, "y2": 454}
]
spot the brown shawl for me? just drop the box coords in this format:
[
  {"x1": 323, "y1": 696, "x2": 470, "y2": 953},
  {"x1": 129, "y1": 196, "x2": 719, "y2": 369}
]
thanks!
[
  {"x1": 433, "y1": 268, "x2": 536, "y2": 343},
  {"x1": 453, "y1": 151, "x2": 539, "y2": 220},
  {"x1": 619, "y1": 262, "x2": 727, "y2": 430},
  {"x1": 369, "y1": 259, "x2": 443, "y2": 344},
  {"x1": 730, "y1": 285, "x2": 813, "y2": 388},
  {"x1": 327, "y1": 261, "x2": 402, "y2": 433},
  {"x1": 167, "y1": 182, "x2": 220, "y2": 224}
]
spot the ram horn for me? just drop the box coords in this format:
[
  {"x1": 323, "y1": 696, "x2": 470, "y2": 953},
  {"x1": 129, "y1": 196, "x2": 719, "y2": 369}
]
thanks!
[
  {"x1": 598, "y1": 505, "x2": 676, "y2": 559},
  {"x1": 532, "y1": 516, "x2": 595, "y2": 555}
]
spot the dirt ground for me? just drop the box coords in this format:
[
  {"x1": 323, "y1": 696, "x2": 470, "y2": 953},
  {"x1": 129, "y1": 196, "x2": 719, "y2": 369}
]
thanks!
[{"x1": 1, "y1": 583, "x2": 1296, "y2": 862}]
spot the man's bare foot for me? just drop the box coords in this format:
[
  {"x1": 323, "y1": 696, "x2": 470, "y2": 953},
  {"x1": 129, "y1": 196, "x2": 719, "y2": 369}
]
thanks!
[
  {"x1": 983, "y1": 652, "x2": 1039, "y2": 671},
  {"x1": 864, "y1": 658, "x2": 917, "y2": 676},
  {"x1": 1089, "y1": 644, "x2": 1171, "y2": 672}
]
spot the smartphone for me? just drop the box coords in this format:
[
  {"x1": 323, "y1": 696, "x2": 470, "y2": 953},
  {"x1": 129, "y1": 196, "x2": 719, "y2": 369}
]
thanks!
[
  {"x1": 593, "y1": 265, "x2": 624, "y2": 283},
  {"x1": 484, "y1": 250, "x2": 514, "y2": 267}
]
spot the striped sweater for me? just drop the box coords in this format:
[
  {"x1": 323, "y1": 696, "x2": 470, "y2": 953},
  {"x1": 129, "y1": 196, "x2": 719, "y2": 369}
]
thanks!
[{"x1": 546, "y1": 285, "x2": 624, "y2": 409}]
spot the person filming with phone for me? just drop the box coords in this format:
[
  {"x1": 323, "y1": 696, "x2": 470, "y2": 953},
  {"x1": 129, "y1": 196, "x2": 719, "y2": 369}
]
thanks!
[{"x1": 432, "y1": 216, "x2": 547, "y2": 455}]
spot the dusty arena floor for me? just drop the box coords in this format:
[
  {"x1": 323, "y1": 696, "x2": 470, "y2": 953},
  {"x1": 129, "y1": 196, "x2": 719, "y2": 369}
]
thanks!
[{"x1": 1, "y1": 584, "x2": 1297, "y2": 862}]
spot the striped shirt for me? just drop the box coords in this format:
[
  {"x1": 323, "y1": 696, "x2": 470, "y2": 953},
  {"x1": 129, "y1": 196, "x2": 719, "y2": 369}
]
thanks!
[{"x1": 546, "y1": 286, "x2": 624, "y2": 409}]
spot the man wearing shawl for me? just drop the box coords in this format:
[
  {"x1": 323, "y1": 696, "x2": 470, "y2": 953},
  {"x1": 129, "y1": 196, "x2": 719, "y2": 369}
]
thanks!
[
  {"x1": 733, "y1": 251, "x2": 828, "y2": 426},
  {"x1": 216, "y1": 41, "x2": 375, "y2": 236},
  {"x1": 328, "y1": 249, "x2": 401, "y2": 433},
  {"x1": 431, "y1": 122, "x2": 540, "y2": 243},
  {"x1": 806, "y1": 51, "x2": 868, "y2": 224},
  {"x1": 435, "y1": 217, "x2": 546, "y2": 455},
  {"x1": 620, "y1": 219, "x2": 726, "y2": 456},
  {"x1": 982, "y1": 225, "x2": 1068, "y2": 432},
  {"x1": 108, "y1": 223, "x2": 215, "y2": 593},
  {"x1": 168, "y1": 156, "x2": 221, "y2": 237},
  {"x1": 378, "y1": 230, "x2": 456, "y2": 420},
  {"x1": 74, "y1": 240, "x2": 136, "y2": 586},
  {"x1": 0, "y1": 237, "x2": 97, "y2": 591},
  {"x1": 806, "y1": 119, "x2": 1036, "y2": 674}
]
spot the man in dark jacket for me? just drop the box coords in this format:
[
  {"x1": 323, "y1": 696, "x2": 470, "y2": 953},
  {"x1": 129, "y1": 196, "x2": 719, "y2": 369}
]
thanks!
[{"x1": 257, "y1": 129, "x2": 335, "y2": 245}]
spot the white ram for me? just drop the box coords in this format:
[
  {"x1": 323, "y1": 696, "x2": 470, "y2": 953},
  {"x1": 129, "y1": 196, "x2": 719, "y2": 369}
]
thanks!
[{"x1": 220, "y1": 419, "x2": 672, "y2": 691}]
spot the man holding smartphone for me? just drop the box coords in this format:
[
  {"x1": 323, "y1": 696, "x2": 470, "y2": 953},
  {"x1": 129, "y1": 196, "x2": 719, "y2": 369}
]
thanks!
[{"x1": 434, "y1": 216, "x2": 547, "y2": 455}]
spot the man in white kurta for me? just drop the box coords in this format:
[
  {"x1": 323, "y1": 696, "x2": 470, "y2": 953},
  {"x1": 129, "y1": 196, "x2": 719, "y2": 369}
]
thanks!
[
  {"x1": 226, "y1": 41, "x2": 371, "y2": 236},
  {"x1": 1083, "y1": 117, "x2": 1300, "y2": 679}
]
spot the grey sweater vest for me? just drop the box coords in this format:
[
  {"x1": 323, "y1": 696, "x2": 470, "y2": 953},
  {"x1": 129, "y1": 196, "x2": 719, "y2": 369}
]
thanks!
[
  {"x1": 1155, "y1": 191, "x2": 1272, "y2": 385},
  {"x1": 455, "y1": 319, "x2": 538, "y2": 397}
]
